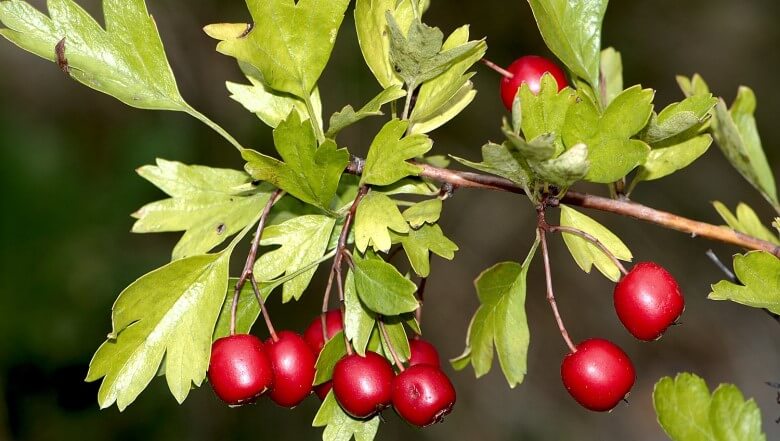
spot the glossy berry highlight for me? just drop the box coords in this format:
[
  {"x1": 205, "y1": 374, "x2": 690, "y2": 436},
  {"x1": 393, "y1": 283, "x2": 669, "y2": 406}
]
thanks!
[
  {"x1": 207, "y1": 334, "x2": 274, "y2": 406},
  {"x1": 614, "y1": 262, "x2": 685, "y2": 341},
  {"x1": 332, "y1": 352, "x2": 395, "y2": 418},
  {"x1": 561, "y1": 338, "x2": 636, "y2": 412},
  {"x1": 500, "y1": 55, "x2": 568, "y2": 109},
  {"x1": 265, "y1": 331, "x2": 316, "y2": 408},
  {"x1": 392, "y1": 365, "x2": 456, "y2": 427}
]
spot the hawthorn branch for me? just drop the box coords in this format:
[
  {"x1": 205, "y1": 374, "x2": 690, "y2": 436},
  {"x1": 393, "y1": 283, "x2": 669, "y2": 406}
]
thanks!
[{"x1": 344, "y1": 157, "x2": 780, "y2": 258}]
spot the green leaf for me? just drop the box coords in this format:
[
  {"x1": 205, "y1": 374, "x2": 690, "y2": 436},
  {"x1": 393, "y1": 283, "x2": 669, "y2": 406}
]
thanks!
[
  {"x1": 633, "y1": 135, "x2": 713, "y2": 185},
  {"x1": 642, "y1": 94, "x2": 717, "y2": 145},
  {"x1": 559, "y1": 205, "x2": 632, "y2": 282},
  {"x1": 402, "y1": 199, "x2": 442, "y2": 228},
  {"x1": 254, "y1": 215, "x2": 337, "y2": 302},
  {"x1": 360, "y1": 119, "x2": 433, "y2": 187},
  {"x1": 354, "y1": 0, "x2": 416, "y2": 89},
  {"x1": 314, "y1": 331, "x2": 348, "y2": 385},
  {"x1": 242, "y1": 112, "x2": 350, "y2": 210},
  {"x1": 711, "y1": 87, "x2": 778, "y2": 209},
  {"x1": 354, "y1": 192, "x2": 409, "y2": 253},
  {"x1": 526, "y1": 0, "x2": 607, "y2": 88},
  {"x1": 212, "y1": 279, "x2": 268, "y2": 340},
  {"x1": 378, "y1": 317, "x2": 411, "y2": 366},
  {"x1": 677, "y1": 74, "x2": 711, "y2": 98},
  {"x1": 563, "y1": 86, "x2": 654, "y2": 183},
  {"x1": 375, "y1": 178, "x2": 438, "y2": 197},
  {"x1": 326, "y1": 85, "x2": 406, "y2": 139},
  {"x1": 223, "y1": 60, "x2": 323, "y2": 130},
  {"x1": 505, "y1": 133, "x2": 557, "y2": 163},
  {"x1": 0, "y1": 0, "x2": 188, "y2": 111},
  {"x1": 207, "y1": 0, "x2": 350, "y2": 99},
  {"x1": 531, "y1": 143, "x2": 589, "y2": 187},
  {"x1": 343, "y1": 270, "x2": 376, "y2": 356},
  {"x1": 457, "y1": 239, "x2": 539, "y2": 387},
  {"x1": 600, "y1": 47, "x2": 623, "y2": 106},
  {"x1": 313, "y1": 391, "x2": 380, "y2": 441},
  {"x1": 353, "y1": 253, "x2": 419, "y2": 316},
  {"x1": 408, "y1": 25, "x2": 486, "y2": 135},
  {"x1": 451, "y1": 142, "x2": 530, "y2": 189},
  {"x1": 86, "y1": 251, "x2": 232, "y2": 410},
  {"x1": 713, "y1": 202, "x2": 780, "y2": 245},
  {"x1": 709, "y1": 251, "x2": 780, "y2": 314},
  {"x1": 391, "y1": 224, "x2": 458, "y2": 278},
  {"x1": 653, "y1": 373, "x2": 766, "y2": 441},
  {"x1": 386, "y1": 13, "x2": 481, "y2": 89},
  {"x1": 518, "y1": 75, "x2": 577, "y2": 154},
  {"x1": 131, "y1": 159, "x2": 270, "y2": 260}
]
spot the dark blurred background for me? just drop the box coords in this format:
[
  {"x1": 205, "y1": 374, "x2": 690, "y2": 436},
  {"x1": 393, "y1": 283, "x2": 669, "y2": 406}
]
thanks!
[{"x1": 1, "y1": 0, "x2": 779, "y2": 440}]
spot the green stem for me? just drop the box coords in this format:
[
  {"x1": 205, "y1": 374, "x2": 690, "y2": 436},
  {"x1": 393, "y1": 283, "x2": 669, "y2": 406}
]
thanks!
[
  {"x1": 401, "y1": 84, "x2": 415, "y2": 121},
  {"x1": 185, "y1": 106, "x2": 245, "y2": 153},
  {"x1": 304, "y1": 95, "x2": 326, "y2": 143}
]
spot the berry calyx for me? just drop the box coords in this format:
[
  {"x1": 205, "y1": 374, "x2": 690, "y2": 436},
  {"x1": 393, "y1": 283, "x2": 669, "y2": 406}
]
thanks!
[
  {"x1": 264, "y1": 331, "x2": 316, "y2": 408},
  {"x1": 614, "y1": 262, "x2": 685, "y2": 341},
  {"x1": 207, "y1": 334, "x2": 274, "y2": 405},
  {"x1": 332, "y1": 352, "x2": 395, "y2": 418},
  {"x1": 561, "y1": 338, "x2": 636, "y2": 412},
  {"x1": 499, "y1": 55, "x2": 568, "y2": 110},
  {"x1": 408, "y1": 338, "x2": 441, "y2": 368},
  {"x1": 392, "y1": 365, "x2": 456, "y2": 427},
  {"x1": 303, "y1": 309, "x2": 344, "y2": 354}
]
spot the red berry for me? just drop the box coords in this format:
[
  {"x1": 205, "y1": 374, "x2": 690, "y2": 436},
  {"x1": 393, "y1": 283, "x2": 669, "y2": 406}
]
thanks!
[
  {"x1": 265, "y1": 331, "x2": 316, "y2": 408},
  {"x1": 392, "y1": 365, "x2": 456, "y2": 427},
  {"x1": 332, "y1": 352, "x2": 395, "y2": 418},
  {"x1": 314, "y1": 382, "x2": 333, "y2": 400},
  {"x1": 500, "y1": 55, "x2": 568, "y2": 110},
  {"x1": 408, "y1": 338, "x2": 440, "y2": 368},
  {"x1": 561, "y1": 339, "x2": 636, "y2": 412},
  {"x1": 207, "y1": 334, "x2": 274, "y2": 405},
  {"x1": 614, "y1": 262, "x2": 685, "y2": 341},
  {"x1": 303, "y1": 310, "x2": 344, "y2": 354}
]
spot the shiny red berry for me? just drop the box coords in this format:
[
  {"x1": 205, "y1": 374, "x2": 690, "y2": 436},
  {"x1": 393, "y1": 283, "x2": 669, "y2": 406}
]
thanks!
[
  {"x1": 265, "y1": 331, "x2": 316, "y2": 408},
  {"x1": 408, "y1": 338, "x2": 440, "y2": 368},
  {"x1": 561, "y1": 339, "x2": 636, "y2": 412},
  {"x1": 614, "y1": 262, "x2": 685, "y2": 341},
  {"x1": 392, "y1": 365, "x2": 456, "y2": 427},
  {"x1": 207, "y1": 334, "x2": 274, "y2": 405},
  {"x1": 500, "y1": 55, "x2": 568, "y2": 109},
  {"x1": 314, "y1": 382, "x2": 333, "y2": 400},
  {"x1": 303, "y1": 309, "x2": 344, "y2": 354},
  {"x1": 332, "y1": 352, "x2": 395, "y2": 418}
]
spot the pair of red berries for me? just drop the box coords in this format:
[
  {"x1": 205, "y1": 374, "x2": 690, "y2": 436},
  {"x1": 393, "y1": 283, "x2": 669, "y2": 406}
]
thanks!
[
  {"x1": 208, "y1": 330, "x2": 316, "y2": 407},
  {"x1": 305, "y1": 311, "x2": 456, "y2": 427},
  {"x1": 561, "y1": 262, "x2": 685, "y2": 411}
]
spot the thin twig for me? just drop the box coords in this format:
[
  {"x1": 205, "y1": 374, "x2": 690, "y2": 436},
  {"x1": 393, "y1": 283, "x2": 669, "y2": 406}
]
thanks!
[
  {"x1": 321, "y1": 186, "x2": 369, "y2": 354},
  {"x1": 230, "y1": 189, "x2": 284, "y2": 335},
  {"x1": 378, "y1": 319, "x2": 405, "y2": 371},
  {"x1": 342, "y1": 157, "x2": 780, "y2": 258},
  {"x1": 415, "y1": 276, "x2": 428, "y2": 329},
  {"x1": 538, "y1": 208, "x2": 577, "y2": 353},
  {"x1": 548, "y1": 225, "x2": 629, "y2": 276}
]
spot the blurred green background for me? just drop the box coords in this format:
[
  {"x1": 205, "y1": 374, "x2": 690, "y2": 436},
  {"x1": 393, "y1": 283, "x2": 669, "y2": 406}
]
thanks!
[{"x1": 1, "y1": 0, "x2": 779, "y2": 440}]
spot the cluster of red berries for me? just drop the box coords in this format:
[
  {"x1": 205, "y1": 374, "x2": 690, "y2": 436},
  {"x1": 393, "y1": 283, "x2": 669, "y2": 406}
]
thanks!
[
  {"x1": 490, "y1": 54, "x2": 686, "y2": 412},
  {"x1": 562, "y1": 262, "x2": 685, "y2": 411},
  {"x1": 207, "y1": 310, "x2": 456, "y2": 427}
]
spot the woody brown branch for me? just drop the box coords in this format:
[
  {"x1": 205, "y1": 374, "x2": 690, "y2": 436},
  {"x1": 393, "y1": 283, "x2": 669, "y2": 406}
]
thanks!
[{"x1": 345, "y1": 156, "x2": 780, "y2": 258}]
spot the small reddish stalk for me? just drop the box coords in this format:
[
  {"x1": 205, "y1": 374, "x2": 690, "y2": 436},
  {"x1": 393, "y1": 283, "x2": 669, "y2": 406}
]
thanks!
[
  {"x1": 538, "y1": 206, "x2": 577, "y2": 353},
  {"x1": 378, "y1": 319, "x2": 405, "y2": 372},
  {"x1": 321, "y1": 186, "x2": 370, "y2": 354},
  {"x1": 229, "y1": 189, "x2": 285, "y2": 336},
  {"x1": 480, "y1": 58, "x2": 514, "y2": 79},
  {"x1": 415, "y1": 276, "x2": 428, "y2": 328},
  {"x1": 250, "y1": 277, "x2": 278, "y2": 342},
  {"x1": 548, "y1": 225, "x2": 629, "y2": 276}
]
